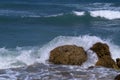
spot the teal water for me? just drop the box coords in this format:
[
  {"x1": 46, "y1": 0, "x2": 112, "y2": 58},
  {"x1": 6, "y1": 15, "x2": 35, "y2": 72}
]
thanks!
[
  {"x1": 0, "y1": 1, "x2": 120, "y2": 80},
  {"x1": 0, "y1": 2, "x2": 120, "y2": 47},
  {"x1": 0, "y1": 0, "x2": 120, "y2": 69}
]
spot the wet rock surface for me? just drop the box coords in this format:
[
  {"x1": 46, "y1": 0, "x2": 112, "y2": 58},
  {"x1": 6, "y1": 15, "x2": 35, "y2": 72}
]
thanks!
[
  {"x1": 90, "y1": 42, "x2": 117, "y2": 68},
  {"x1": 49, "y1": 45, "x2": 87, "y2": 65}
]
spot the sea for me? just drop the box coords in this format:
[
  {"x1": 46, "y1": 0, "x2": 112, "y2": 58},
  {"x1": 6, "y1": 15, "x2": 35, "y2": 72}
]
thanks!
[{"x1": 0, "y1": 0, "x2": 120, "y2": 80}]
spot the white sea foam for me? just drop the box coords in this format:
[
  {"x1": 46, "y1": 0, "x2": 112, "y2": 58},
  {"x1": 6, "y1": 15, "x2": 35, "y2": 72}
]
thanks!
[
  {"x1": 73, "y1": 11, "x2": 85, "y2": 16},
  {"x1": 44, "y1": 13, "x2": 64, "y2": 17},
  {"x1": 0, "y1": 47, "x2": 38, "y2": 69},
  {"x1": 0, "y1": 35, "x2": 120, "y2": 69},
  {"x1": 36, "y1": 35, "x2": 120, "y2": 68},
  {"x1": 22, "y1": 13, "x2": 64, "y2": 18},
  {"x1": 90, "y1": 10, "x2": 120, "y2": 20}
]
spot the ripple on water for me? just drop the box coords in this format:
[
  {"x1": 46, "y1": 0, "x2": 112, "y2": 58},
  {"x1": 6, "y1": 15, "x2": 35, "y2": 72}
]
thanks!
[{"x1": 0, "y1": 63, "x2": 118, "y2": 80}]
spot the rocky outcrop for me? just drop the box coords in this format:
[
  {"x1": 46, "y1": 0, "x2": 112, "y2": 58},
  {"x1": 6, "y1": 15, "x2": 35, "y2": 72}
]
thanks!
[
  {"x1": 49, "y1": 45, "x2": 87, "y2": 65},
  {"x1": 90, "y1": 42, "x2": 111, "y2": 59},
  {"x1": 90, "y1": 42, "x2": 117, "y2": 68}
]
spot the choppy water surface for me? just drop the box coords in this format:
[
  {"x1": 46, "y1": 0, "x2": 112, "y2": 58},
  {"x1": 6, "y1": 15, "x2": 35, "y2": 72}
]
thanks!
[
  {"x1": 0, "y1": 63, "x2": 119, "y2": 80},
  {"x1": 0, "y1": 0, "x2": 120, "y2": 80},
  {"x1": 0, "y1": 35, "x2": 119, "y2": 80}
]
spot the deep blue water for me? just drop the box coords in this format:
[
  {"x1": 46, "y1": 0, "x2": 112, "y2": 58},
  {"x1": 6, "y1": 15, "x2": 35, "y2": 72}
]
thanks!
[
  {"x1": 0, "y1": 0, "x2": 120, "y2": 68},
  {"x1": 0, "y1": 1, "x2": 120, "y2": 80},
  {"x1": 0, "y1": 1, "x2": 120, "y2": 48}
]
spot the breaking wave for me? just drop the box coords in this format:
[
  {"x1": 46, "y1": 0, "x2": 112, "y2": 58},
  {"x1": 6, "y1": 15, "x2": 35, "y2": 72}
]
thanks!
[
  {"x1": 73, "y1": 10, "x2": 120, "y2": 20},
  {"x1": 0, "y1": 10, "x2": 120, "y2": 25},
  {"x1": 90, "y1": 10, "x2": 120, "y2": 20},
  {"x1": 0, "y1": 35, "x2": 120, "y2": 69}
]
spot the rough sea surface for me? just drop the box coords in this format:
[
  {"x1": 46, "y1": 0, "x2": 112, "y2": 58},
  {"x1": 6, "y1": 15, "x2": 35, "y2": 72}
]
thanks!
[
  {"x1": 0, "y1": 63, "x2": 119, "y2": 80},
  {"x1": 0, "y1": 0, "x2": 120, "y2": 80}
]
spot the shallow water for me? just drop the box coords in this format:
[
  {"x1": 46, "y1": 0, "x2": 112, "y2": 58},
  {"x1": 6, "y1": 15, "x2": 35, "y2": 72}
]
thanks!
[{"x1": 0, "y1": 63, "x2": 119, "y2": 80}]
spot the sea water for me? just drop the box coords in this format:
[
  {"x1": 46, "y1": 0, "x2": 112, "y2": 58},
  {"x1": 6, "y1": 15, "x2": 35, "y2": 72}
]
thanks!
[{"x1": 0, "y1": 0, "x2": 120, "y2": 80}]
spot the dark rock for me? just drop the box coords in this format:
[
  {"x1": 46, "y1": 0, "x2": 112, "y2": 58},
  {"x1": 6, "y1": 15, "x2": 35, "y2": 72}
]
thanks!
[
  {"x1": 90, "y1": 42, "x2": 111, "y2": 59},
  {"x1": 114, "y1": 74, "x2": 120, "y2": 80},
  {"x1": 90, "y1": 42, "x2": 117, "y2": 68},
  {"x1": 116, "y1": 58, "x2": 120, "y2": 68},
  {"x1": 49, "y1": 45, "x2": 87, "y2": 65},
  {"x1": 88, "y1": 66, "x2": 94, "y2": 69}
]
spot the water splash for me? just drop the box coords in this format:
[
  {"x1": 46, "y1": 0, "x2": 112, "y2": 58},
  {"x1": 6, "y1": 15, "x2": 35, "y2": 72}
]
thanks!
[{"x1": 0, "y1": 35, "x2": 120, "y2": 69}]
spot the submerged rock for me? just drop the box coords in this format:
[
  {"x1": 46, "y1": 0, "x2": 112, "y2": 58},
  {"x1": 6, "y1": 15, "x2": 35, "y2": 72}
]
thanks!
[
  {"x1": 90, "y1": 42, "x2": 117, "y2": 68},
  {"x1": 49, "y1": 45, "x2": 87, "y2": 65}
]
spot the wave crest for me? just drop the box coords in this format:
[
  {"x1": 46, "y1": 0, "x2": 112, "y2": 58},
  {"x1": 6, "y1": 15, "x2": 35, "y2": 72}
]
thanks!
[
  {"x1": 73, "y1": 11, "x2": 85, "y2": 16},
  {"x1": 0, "y1": 35, "x2": 120, "y2": 69},
  {"x1": 90, "y1": 10, "x2": 120, "y2": 20}
]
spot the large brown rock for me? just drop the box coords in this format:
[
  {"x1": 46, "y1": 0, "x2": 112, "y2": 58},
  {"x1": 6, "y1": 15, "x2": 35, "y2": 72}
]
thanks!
[
  {"x1": 49, "y1": 45, "x2": 87, "y2": 65},
  {"x1": 90, "y1": 42, "x2": 117, "y2": 68}
]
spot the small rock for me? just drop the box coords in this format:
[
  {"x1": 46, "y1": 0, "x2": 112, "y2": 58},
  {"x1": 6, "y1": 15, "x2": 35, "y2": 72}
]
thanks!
[
  {"x1": 90, "y1": 42, "x2": 117, "y2": 68},
  {"x1": 116, "y1": 58, "x2": 120, "y2": 68}
]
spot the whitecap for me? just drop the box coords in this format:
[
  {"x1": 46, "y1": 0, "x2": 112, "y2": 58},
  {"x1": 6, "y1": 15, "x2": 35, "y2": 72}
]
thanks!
[
  {"x1": 90, "y1": 10, "x2": 120, "y2": 20},
  {"x1": 73, "y1": 11, "x2": 85, "y2": 16},
  {"x1": 44, "y1": 13, "x2": 64, "y2": 17},
  {"x1": 0, "y1": 35, "x2": 120, "y2": 69}
]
